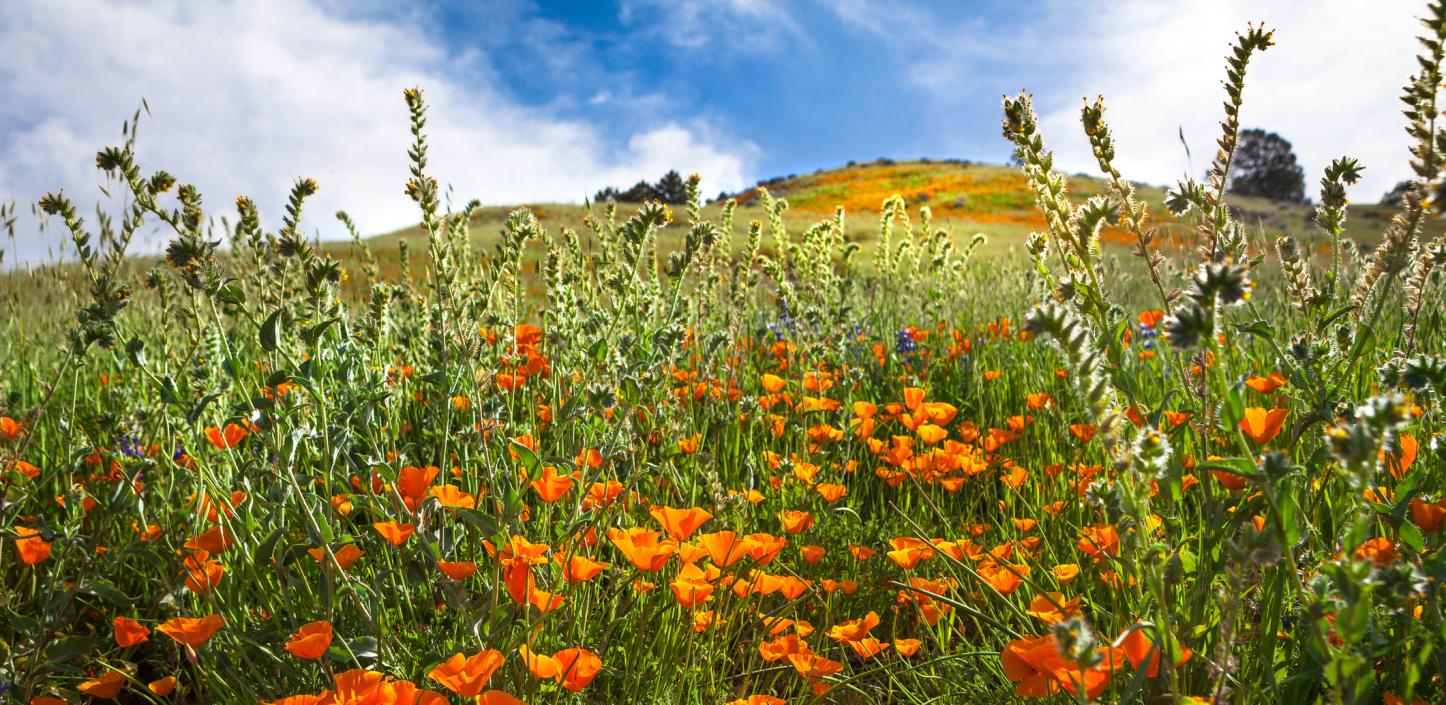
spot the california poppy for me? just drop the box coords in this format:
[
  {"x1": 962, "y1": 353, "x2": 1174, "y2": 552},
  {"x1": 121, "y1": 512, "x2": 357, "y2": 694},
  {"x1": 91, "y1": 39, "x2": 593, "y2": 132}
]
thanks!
[
  {"x1": 438, "y1": 560, "x2": 479, "y2": 580},
  {"x1": 530, "y1": 466, "x2": 574, "y2": 503},
  {"x1": 157, "y1": 614, "x2": 224, "y2": 648},
  {"x1": 114, "y1": 616, "x2": 150, "y2": 647},
  {"x1": 1117, "y1": 625, "x2": 1191, "y2": 678},
  {"x1": 477, "y1": 691, "x2": 525, "y2": 705},
  {"x1": 284, "y1": 620, "x2": 333, "y2": 660},
  {"x1": 148, "y1": 676, "x2": 178, "y2": 696},
  {"x1": 429, "y1": 650, "x2": 506, "y2": 697},
  {"x1": 551, "y1": 648, "x2": 602, "y2": 692},
  {"x1": 1239, "y1": 407, "x2": 1289, "y2": 445},
  {"x1": 649, "y1": 505, "x2": 713, "y2": 541},
  {"x1": 1244, "y1": 371, "x2": 1287, "y2": 394},
  {"x1": 670, "y1": 562, "x2": 715, "y2": 608},
  {"x1": 14, "y1": 526, "x2": 50, "y2": 565},
  {"x1": 205, "y1": 423, "x2": 248, "y2": 449},
  {"x1": 778, "y1": 510, "x2": 814, "y2": 534},
  {"x1": 607, "y1": 527, "x2": 676, "y2": 571},
  {"x1": 78, "y1": 671, "x2": 126, "y2": 699},
  {"x1": 373, "y1": 521, "x2": 415, "y2": 545}
]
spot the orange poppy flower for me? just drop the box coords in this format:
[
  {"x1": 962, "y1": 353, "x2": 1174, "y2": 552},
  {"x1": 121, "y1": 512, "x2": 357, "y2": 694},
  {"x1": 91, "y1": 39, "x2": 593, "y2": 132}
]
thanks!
[
  {"x1": 556, "y1": 553, "x2": 609, "y2": 583},
  {"x1": 778, "y1": 510, "x2": 814, "y2": 534},
  {"x1": 1353, "y1": 537, "x2": 1396, "y2": 566},
  {"x1": 552, "y1": 648, "x2": 602, "y2": 691},
  {"x1": 787, "y1": 652, "x2": 844, "y2": 681},
  {"x1": 903, "y1": 387, "x2": 926, "y2": 411},
  {"x1": 677, "y1": 434, "x2": 701, "y2": 454},
  {"x1": 1244, "y1": 371, "x2": 1287, "y2": 394},
  {"x1": 1077, "y1": 525, "x2": 1120, "y2": 560},
  {"x1": 826, "y1": 611, "x2": 880, "y2": 642},
  {"x1": 727, "y1": 696, "x2": 787, "y2": 705},
  {"x1": 894, "y1": 638, "x2": 922, "y2": 657},
  {"x1": 1025, "y1": 593, "x2": 1083, "y2": 624},
  {"x1": 1025, "y1": 392, "x2": 1054, "y2": 410},
  {"x1": 1052, "y1": 563, "x2": 1081, "y2": 584},
  {"x1": 0, "y1": 416, "x2": 23, "y2": 440},
  {"x1": 430, "y1": 650, "x2": 506, "y2": 697},
  {"x1": 1239, "y1": 407, "x2": 1289, "y2": 445},
  {"x1": 396, "y1": 465, "x2": 439, "y2": 512},
  {"x1": 1001, "y1": 634, "x2": 1113, "y2": 699},
  {"x1": 1409, "y1": 498, "x2": 1446, "y2": 532},
  {"x1": 438, "y1": 560, "x2": 479, "y2": 580},
  {"x1": 476, "y1": 691, "x2": 525, "y2": 705},
  {"x1": 530, "y1": 466, "x2": 575, "y2": 503},
  {"x1": 373, "y1": 521, "x2": 415, "y2": 545},
  {"x1": 607, "y1": 527, "x2": 676, "y2": 571},
  {"x1": 649, "y1": 505, "x2": 713, "y2": 541},
  {"x1": 1381, "y1": 434, "x2": 1418, "y2": 478},
  {"x1": 205, "y1": 423, "x2": 248, "y2": 449},
  {"x1": 182, "y1": 552, "x2": 225, "y2": 595},
  {"x1": 148, "y1": 676, "x2": 178, "y2": 696},
  {"x1": 1118, "y1": 625, "x2": 1192, "y2": 678},
  {"x1": 264, "y1": 695, "x2": 330, "y2": 705},
  {"x1": 670, "y1": 563, "x2": 716, "y2": 608},
  {"x1": 697, "y1": 531, "x2": 754, "y2": 568},
  {"x1": 285, "y1": 620, "x2": 333, "y2": 660},
  {"x1": 9, "y1": 459, "x2": 39, "y2": 480},
  {"x1": 157, "y1": 614, "x2": 224, "y2": 648},
  {"x1": 746, "y1": 533, "x2": 787, "y2": 565},
  {"x1": 430, "y1": 485, "x2": 477, "y2": 510},
  {"x1": 114, "y1": 616, "x2": 150, "y2": 647},
  {"x1": 78, "y1": 671, "x2": 126, "y2": 699},
  {"x1": 14, "y1": 526, "x2": 51, "y2": 565}
]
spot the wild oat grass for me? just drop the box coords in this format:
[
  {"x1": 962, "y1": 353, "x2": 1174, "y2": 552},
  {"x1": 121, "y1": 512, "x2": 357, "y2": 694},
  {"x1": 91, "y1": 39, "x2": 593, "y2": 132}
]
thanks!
[{"x1": 2, "y1": 8, "x2": 1445, "y2": 705}]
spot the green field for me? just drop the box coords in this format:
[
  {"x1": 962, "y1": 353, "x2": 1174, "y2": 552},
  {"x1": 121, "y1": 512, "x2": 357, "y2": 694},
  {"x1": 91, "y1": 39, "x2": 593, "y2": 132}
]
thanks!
[{"x1": 2, "y1": 15, "x2": 1445, "y2": 705}]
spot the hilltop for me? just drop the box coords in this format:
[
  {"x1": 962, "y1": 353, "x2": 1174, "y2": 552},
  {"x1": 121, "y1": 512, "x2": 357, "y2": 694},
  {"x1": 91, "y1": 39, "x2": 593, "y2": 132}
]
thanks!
[{"x1": 367, "y1": 159, "x2": 1421, "y2": 272}]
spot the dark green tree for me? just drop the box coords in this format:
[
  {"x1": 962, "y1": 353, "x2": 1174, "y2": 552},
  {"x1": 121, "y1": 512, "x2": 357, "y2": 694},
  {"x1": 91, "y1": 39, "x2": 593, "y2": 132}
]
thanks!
[
  {"x1": 1226, "y1": 128, "x2": 1306, "y2": 202},
  {"x1": 655, "y1": 170, "x2": 688, "y2": 204}
]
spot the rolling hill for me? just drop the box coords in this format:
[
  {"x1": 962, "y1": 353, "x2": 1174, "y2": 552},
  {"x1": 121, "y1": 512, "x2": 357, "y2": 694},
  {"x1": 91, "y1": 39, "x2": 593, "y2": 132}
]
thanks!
[{"x1": 362, "y1": 159, "x2": 1424, "y2": 275}]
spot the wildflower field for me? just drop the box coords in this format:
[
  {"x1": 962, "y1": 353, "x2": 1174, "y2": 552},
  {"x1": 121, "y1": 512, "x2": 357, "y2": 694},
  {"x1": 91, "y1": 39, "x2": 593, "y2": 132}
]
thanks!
[{"x1": 5, "y1": 10, "x2": 1446, "y2": 705}]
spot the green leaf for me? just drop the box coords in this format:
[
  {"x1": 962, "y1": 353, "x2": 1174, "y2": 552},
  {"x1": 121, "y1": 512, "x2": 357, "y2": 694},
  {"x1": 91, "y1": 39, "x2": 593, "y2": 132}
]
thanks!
[
  {"x1": 216, "y1": 283, "x2": 245, "y2": 305},
  {"x1": 260, "y1": 309, "x2": 282, "y2": 352},
  {"x1": 77, "y1": 581, "x2": 130, "y2": 606},
  {"x1": 1399, "y1": 521, "x2": 1426, "y2": 553},
  {"x1": 509, "y1": 439, "x2": 541, "y2": 471},
  {"x1": 46, "y1": 635, "x2": 101, "y2": 662},
  {"x1": 1233, "y1": 319, "x2": 1276, "y2": 341}
]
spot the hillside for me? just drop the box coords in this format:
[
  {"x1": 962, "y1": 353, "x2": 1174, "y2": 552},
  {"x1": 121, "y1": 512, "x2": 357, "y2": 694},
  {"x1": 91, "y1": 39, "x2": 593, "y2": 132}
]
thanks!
[{"x1": 361, "y1": 159, "x2": 1425, "y2": 273}]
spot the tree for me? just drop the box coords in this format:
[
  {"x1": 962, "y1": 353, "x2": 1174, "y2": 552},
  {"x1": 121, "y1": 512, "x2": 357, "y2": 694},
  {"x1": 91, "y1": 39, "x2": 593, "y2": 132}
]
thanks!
[
  {"x1": 620, "y1": 180, "x2": 657, "y2": 203},
  {"x1": 1380, "y1": 178, "x2": 1446, "y2": 210},
  {"x1": 1226, "y1": 129, "x2": 1306, "y2": 202},
  {"x1": 655, "y1": 170, "x2": 688, "y2": 205}
]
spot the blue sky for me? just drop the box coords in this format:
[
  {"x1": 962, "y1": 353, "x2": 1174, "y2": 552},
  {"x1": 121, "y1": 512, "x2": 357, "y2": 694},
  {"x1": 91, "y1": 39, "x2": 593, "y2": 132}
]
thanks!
[{"x1": 0, "y1": 0, "x2": 1427, "y2": 263}]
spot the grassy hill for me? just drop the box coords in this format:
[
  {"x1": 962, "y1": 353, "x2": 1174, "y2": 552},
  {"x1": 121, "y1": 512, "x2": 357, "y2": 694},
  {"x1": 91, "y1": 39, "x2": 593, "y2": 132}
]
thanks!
[{"x1": 357, "y1": 159, "x2": 1425, "y2": 277}]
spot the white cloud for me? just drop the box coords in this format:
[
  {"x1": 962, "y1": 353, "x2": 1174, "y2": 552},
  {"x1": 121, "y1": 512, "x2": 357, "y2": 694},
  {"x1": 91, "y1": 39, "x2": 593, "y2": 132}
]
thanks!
[
  {"x1": 0, "y1": 0, "x2": 756, "y2": 264},
  {"x1": 1032, "y1": 2, "x2": 1422, "y2": 204},
  {"x1": 619, "y1": 0, "x2": 805, "y2": 53},
  {"x1": 828, "y1": 0, "x2": 1424, "y2": 205}
]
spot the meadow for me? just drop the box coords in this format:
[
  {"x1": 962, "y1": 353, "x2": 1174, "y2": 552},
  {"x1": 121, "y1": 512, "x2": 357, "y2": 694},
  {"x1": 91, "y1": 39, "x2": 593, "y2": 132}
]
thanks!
[{"x1": 2, "y1": 11, "x2": 1445, "y2": 705}]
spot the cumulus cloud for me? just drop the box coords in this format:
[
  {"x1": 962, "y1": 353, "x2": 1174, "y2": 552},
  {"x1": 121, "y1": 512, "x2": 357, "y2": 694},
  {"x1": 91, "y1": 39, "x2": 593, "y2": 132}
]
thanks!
[
  {"x1": 827, "y1": 0, "x2": 1423, "y2": 205},
  {"x1": 1033, "y1": 2, "x2": 1422, "y2": 205},
  {"x1": 0, "y1": 0, "x2": 755, "y2": 264},
  {"x1": 619, "y1": 0, "x2": 805, "y2": 53}
]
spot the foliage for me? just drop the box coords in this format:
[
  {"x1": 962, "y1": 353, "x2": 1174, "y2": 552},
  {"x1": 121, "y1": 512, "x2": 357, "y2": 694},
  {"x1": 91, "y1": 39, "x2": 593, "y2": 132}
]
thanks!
[
  {"x1": 1, "y1": 8, "x2": 1445, "y2": 705},
  {"x1": 1225, "y1": 129, "x2": 1307, "y2": 203}
]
